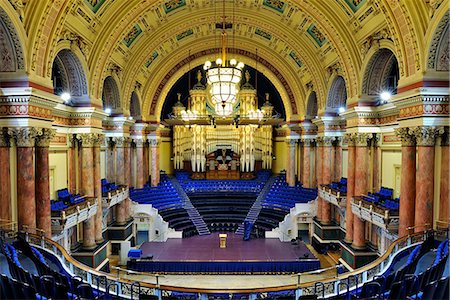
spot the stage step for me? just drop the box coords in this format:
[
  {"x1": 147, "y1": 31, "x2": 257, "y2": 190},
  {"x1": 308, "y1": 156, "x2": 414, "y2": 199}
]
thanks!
[
  {"x1": 169, "y1": 177, "x2": 211, "y2": 236},
  {"x1": 236, "y1": 175, "x2": 278, "y2": 235}
]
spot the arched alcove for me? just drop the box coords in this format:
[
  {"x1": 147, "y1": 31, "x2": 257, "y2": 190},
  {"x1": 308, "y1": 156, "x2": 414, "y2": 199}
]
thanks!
[
  {"x1": 130, "y1": 91, "x2": 142, "y2": 121},
  {"x1": 102, "y1": 76, "x2": 122, "y2": 114},
  {"x1": 362, "y1": 49, "x2": 399, "y2": 100},
  {"x1": 0, "y1": 7, "x2": 25, "y2": 73},
  {"x1": 427, "y1": 15, "x2": 449, "y2": 71},
  {"x1": 52, "y1": 49, "x2": 89, "y2": 105},
  {"x1": 305, "y1": 92, "x2": 318, "y2": 120},
  {"x1": 326, "y1": 76, "x2": 347, "y2": 115}
]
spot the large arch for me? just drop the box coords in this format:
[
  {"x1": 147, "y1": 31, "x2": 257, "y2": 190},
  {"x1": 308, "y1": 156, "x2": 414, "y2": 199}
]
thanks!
[
  {"x1": 325, "y1": 76, "x2": 347, "y2": 115},
  {"x1": 305, "y1": 91, "x2": 318, "y2": 120},
  {"x1": 0, "y1": 6, "x2": 26, "y2": 74},
  {"x1": 51, "y1": 49, "x2": 89, "y2": 106},
  {"x1": 102, "y1": 76, "x2": 122, "y2": 114},
  {"x1": 361, "y1": 48, "x2": 399, "y2": 100},
  {"x1": 426, "y1": 13, "x2": 449, "y2": 72}
]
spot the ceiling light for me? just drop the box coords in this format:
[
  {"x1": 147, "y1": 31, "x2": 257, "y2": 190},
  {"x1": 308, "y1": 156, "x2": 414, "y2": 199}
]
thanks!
[
  {"x1": 105, "y1": 108, "x2": 112, "y2": 115},
  {"x1": 338, "y1": 107, "x2": 345, "y2": 113},
  {"x1": 380, "y1": 91, "x2": 392, "y2": 102},
  {"x1": 60, "y1": 92, "x2": 71, "y2": 102}
]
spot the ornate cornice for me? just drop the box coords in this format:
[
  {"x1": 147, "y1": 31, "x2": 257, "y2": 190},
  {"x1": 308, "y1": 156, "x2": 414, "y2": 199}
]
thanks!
[
  {"x1": 36, "y1": 128, "x2": 56, "y2": 147},
  {"x1": 394, "y1": 127, "x2": 416, "y2": 146},
  {"x1": 410, "y1": 126, "x2": 442, "y2": 146},
  {"x1": 8, "y1": 127, "x2": 42, "y2": 147}
]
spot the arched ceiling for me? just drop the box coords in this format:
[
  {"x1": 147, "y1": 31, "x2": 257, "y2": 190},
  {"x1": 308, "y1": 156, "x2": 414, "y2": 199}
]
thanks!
[{"x1": 16, "y1": 0, "x2": 443, "y2": 121}]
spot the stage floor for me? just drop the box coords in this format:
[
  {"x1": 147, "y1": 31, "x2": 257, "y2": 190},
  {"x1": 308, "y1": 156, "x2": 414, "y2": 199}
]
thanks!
[{"x1": 139, "y1": 233, "x2": 315, "y2": 261}]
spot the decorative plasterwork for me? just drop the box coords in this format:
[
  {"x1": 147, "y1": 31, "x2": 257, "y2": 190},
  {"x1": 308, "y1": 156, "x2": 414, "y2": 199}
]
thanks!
[
  {"x1": 307, "y1": 24, "x2": 327, "y2": 47},
  {"x1": 0, "y1": 6, "x2": 25, "y2": 70},
  {"x1": 394, "y1": 93, "x2": 449, "y2": 120},
  {"x1": 427, "y1": 13, "x2": 449, "y2": 70},
  {"x1": 343, "y1": 0, "x2": 367, "y2": 13},
  {"x1": 163, "y1": 0, "x2": 186, "y2": 14},
  {"x1": 84, "y1": 0, "x2": 106, "y2": 14},
  {"x1": 0, "y1": 91, "x2": 61, "y2": 121},
  {"x1": 394, "y1": 127, "x2": 415, "y2": 146},
  {"x1": 59, "y1": 29, "x2": 91, "y2": 59},
  {"x1": 360, "y1": 28, "x2": 391, "y2": 57},
  {"x1": 8, "y1": 127, "x2": 42, "y2": 147},
  {"x1": 289, "y1": 51, "x2": 303, "y2": 67},
  {"x1": 144, "y1": 51, "x2": 159, "y2": 68},
  {"x1": 262, "y1": 0, "x2": 287, "y2": 14},
  {"x1": 123, "y1": 24, "x2": 142, "y2": 47},
  {"x1": 36, "y1": 128, "x2": 56, "y2": 147}
]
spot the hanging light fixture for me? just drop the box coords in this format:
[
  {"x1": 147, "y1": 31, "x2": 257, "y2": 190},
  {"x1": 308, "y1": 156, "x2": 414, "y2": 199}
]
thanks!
[{"x1": 204, "y1": 0, "x2": 244, "y2": 116}]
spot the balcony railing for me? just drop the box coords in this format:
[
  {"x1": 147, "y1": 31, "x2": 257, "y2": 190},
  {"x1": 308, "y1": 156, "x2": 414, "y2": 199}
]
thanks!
[
  {"x1": 351, "y1": 196, "x2": 399, "y2": 231},
  {"x1": 51, "y1": 199, "x2": 98, "y2": 232},
  {"x1": 319, "y1": 185, "x2": 346, "y2": 208},
  {"x1": 102, "y1": 187, "x2": 129, "y2": 209}
]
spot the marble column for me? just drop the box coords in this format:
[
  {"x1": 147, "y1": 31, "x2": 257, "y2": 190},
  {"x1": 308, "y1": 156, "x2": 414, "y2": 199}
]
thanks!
[
  {"x1": 344, "y1": 134, "x2": 356, "y2": 243},
  {"x1": 352, "y1": 133, "x2": 370, "y2": 249},
  {"x1": 311, "y1": 143, "x2": 317, "y2": 188},
  {"x1": 93, "y1": 135, "x2": 104, "y2": 244},
  {"x1": 412, "y1": 127, "x2": 439, "y2": 233},
  {"x1": 150, "y1": 138, "x2": 160, "y2": 187},
  {"x1": 395, "y1": 128, "x2": 416, "y2": 237},
  {"x1": 114, "y1": 137, "x2": 127, "y2": 225},
  {"x1": 372, "y1": 134, "x2": 381, "y2": 193},
  {"x1": 135, "y1": 139, "x2": 145, "y2": 189},
  {"x1": 321, "y1": 137, "x2": 334, "y2": 224},
  {"x1": 124, "y1": 138, "x2": 132, "y2": 221},
  {"x1": 35, "y1": 129, "x2": 55, "y2": 238},
  {"x1": 315, "y1": 138, "x2": 324, "y2": 221},
  {"x1": 439, "y1": 127, "x2": 449, "y2": 225},
  {"x1": 143, "y1": 142, "x2": 149, "y2": 184},
  {"x1": 334, "y1": 138, "x2": 343, "y2": 182},
  {"x1": 130, "y1": 143, "x2": 137, "y2": 188},
  {"x1": 76, "y1": 133, "x2": 97, "y2": 249},
  {"x1": 9, "y1": 128, "x2": 40, "y2": 231},
  {"x1": 286, "y1": 139, "x2": 297, "y2": 187},
  {"x1": 106, "y1": 138, "x2": 115, "y2": 183},
  {"x1": 0, "y1": 131, "x2": 11, "y2": 221},
  {"x1": 67, "y1": 136, "x2": 77, "y2": 194},
  {"x1": 301, "y1": 139, "x2": 312, "y2": 188}
]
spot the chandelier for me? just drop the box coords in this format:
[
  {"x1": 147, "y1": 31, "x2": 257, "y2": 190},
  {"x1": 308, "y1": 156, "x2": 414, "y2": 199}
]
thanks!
[{"x1": 204, "y1": 0, "x2": 244, "y2": 116}]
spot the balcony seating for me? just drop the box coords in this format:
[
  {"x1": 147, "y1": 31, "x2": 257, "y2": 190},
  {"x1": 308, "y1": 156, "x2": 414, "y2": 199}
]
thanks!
[
  {"x1": 56, "y1": 188, "x2": 85, "y2": 205},
  {"x1": 328, "y1": 177, "x2": 348, "y2": 194},
  {"x1": 101, "y1": 178, "x2": 121, "y2": 195}
]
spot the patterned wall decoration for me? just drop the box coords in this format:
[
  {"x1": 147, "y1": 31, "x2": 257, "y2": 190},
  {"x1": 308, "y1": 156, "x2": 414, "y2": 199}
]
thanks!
[
  {"x1": 255, "y1": 28, "x2": 272, "y2": 40},
  {"x1": 145, "y1": 51, "x2": 159, "y2": 68},
  {"x1": 343, "y1": 0, "x2": 366, "y2": 13},
  {"x1": 176, "y1": 28, "x2": 193, "y2": 41},
  {"x1": 123, "y1": 24, "x2": 142, "y2": 48},
  {"x1": 84, "y1": 0, "x2": 106, "y2": 13},
  {"x1": 307, "y1": 24, "x2": 327, "y2": 47},
  {"x1": 163, "y1": 0, "x2": 186, "y2": 14},
  {"x1": 289, "y1": 51, "x2": 303, "y2": 67},
  {"x1": 262, "y1": 0, "x2": 287, "y2": 13}
]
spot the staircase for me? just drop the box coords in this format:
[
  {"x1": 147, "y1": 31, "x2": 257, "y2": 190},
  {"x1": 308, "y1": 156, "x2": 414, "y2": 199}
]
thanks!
[
  {"x1": 169, "y1": 177, "x2": 211, "y2": 236},
  {"x1": 235, "y1": 175, "x2": 277, "y2": 235}
]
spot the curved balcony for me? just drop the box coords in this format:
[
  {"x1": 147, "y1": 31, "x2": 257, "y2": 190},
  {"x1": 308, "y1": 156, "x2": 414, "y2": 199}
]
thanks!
[
  {"x1": 51, "y1": 198, "x2": 98, "y2": 233},
  {"x1": 319, "y1": 185, "x2": 346, "y2": 209},
  {"x1": 351, "y1": 196, "x2": 399, "y2": 231},
  {"x1": 102, "y1": 186, "x2": 129, "y2": 209}
]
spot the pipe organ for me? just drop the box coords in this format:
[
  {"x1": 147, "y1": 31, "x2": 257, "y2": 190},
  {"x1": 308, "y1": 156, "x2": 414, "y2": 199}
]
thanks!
[{"x1": 170, "y1": 70, "x2": 274, "y2": 177}]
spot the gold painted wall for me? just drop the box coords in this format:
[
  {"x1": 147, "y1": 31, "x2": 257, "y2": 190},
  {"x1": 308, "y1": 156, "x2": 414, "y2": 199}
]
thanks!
[
  {"x1": 272, "y1": 140, "x2": 287, "y2": 174},
  {"x1": 160, "y1": 140, "x2": 174, "y2": 175},
  {"x1": 49, "y1": 151, "x2": 68, "y2": 200},
  {"x1": 381, "y1": 150, "x2": 402, "y2": 195}
]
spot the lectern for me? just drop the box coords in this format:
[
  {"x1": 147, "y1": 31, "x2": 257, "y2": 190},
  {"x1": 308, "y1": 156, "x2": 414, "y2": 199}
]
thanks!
[{"x1": 219, "y1": 234, "x2": 227, "y2": 248}]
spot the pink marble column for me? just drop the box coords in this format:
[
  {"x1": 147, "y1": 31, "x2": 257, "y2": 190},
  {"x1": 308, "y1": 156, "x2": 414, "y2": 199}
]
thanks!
[
  {"x1": 124, "y1": 139, "x2": 132, "y2": 221},
  {"x1": 345, "y1": 134, "x2": 356, "y2": 243},
  {"x1": 106, "y1": 138, "x2": 115, "y2": 183},
  {"x1": 334, "y1": 138, "x2": 343, "y2": 182},
  {"x1": 114, "y1": 137, "x2": 127, "y2": 225},
  {"x1": 93, "y1": 135, "x2": 104, "y2": 243},
  {"x1": 372, "y1": 134, "x2": 381, "y2": 193},
  {"x1": 0, "y1": 132, "x2": 11, "y2": 221},
  {"x1": 10, "y1": 128, "x2": 40, "y2": 231},
  {"x1": 315, "y1": 138, "x2": 323, "y2": 221},
  {"x1": 286, "y1": 139, "x2": 297, "y2": 187},
  {"x1": 311, "y1": 144, "x2": 317, "y2": 188},
  {"x1": 321, "y1": 137, "x2": 333, "y2": 224},
  {"x1": 135, "y1": 139, "x2": 145, "y2": 189},
  {"x1": 301, "y1": 139, "x2": 312, "y2": 188},
  {"x1": 77, "y1": 134, "x2": 97, "y2": 249},
  {"x1": 150, "y1": 138, "x2": 160, "y2": 187},
  {"x1": 440, "y1": 128, "x2": 449, "y2": 225},
  {"x1": 67, "y1": 137, "x2": 77, "y2": 194},
  {"x1": 352, "y1": 133, "x2": 370, "y2": 249},
  {"x1": 35, "y1": 129, "x2": 55, "y2": 238},
  {"x1": 413, "y1": 127, "x2": 438, "y2": 233},
  {"x1": 130, "y1": 144, "x2": 136, "y2": 188},
  {"x1": 395, "y1": 128, "x2": 416, "y2": 237},
  {"x1": 143, "y1": 143, "x2": 149, "y2": 184}
]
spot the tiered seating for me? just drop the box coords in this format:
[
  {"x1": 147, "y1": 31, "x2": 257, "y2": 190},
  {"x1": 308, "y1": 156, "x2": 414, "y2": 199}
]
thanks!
[
  {"x1": 256, "y1": 174, "x2": 317, "y2": 230},
  {"x1": 0, "y1": 235, "x2": 104, "y2": 299},
  {"x1": 130, "y1": 175, "x2": 197, "y2": 237},
  {"x1": 51, "y1": 188, "x2": 87, "y2": 212},
  {"x1": 101, "y1": 178, "x2": 121, "y2": 195},
  {"x1": 354, "y1": 235, "x2": 449, "y2": 300}
]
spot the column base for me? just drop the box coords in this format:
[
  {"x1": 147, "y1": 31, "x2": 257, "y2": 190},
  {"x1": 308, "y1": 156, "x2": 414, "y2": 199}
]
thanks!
[
  {"x1": 340, "y1": 240, "x2": 378, "y2": 270},
  {"x1": 95, "y1": 238, "x2": 104, "y2": 244},
  {"x1": 72, "y1": 240, "x2": 109, "y2": 269}
]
